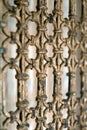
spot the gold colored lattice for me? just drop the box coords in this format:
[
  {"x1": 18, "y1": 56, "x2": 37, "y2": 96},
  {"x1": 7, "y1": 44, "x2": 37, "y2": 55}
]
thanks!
[{"x1": 0, "y1": 0, "x2": 87, "y2": 130}]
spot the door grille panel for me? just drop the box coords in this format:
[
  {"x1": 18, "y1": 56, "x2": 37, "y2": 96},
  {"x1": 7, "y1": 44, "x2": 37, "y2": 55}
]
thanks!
[{"x1": 0, "y1": 0, "x2": 87, "y2": 130}]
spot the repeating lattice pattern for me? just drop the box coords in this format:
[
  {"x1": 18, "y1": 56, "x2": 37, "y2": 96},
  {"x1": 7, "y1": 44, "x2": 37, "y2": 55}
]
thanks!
[{"x1": 0, "y1": 0, "x2": 87, "y2": 130}]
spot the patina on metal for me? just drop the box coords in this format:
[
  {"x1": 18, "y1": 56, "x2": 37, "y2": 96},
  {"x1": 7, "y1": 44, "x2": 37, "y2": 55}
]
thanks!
[{"x1": 0, "y1": 0, "x2": 87, "y2": 130}]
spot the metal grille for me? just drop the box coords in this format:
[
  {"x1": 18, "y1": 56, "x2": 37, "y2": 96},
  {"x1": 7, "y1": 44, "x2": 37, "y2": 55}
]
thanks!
[{"x1": 0, "y1": 0, "x2": 87, "y2": 130}]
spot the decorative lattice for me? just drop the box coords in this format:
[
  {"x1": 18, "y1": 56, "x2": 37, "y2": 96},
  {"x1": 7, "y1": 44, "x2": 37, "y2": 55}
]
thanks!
[{"x1": 0, "y1": 0, "x2": 87, "y2": 130}]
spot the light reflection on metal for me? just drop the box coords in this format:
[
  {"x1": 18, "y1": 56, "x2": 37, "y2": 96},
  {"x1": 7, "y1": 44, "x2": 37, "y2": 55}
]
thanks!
[{"x1": 0, "y1": 0, "x2": 87, "y2": 130}]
